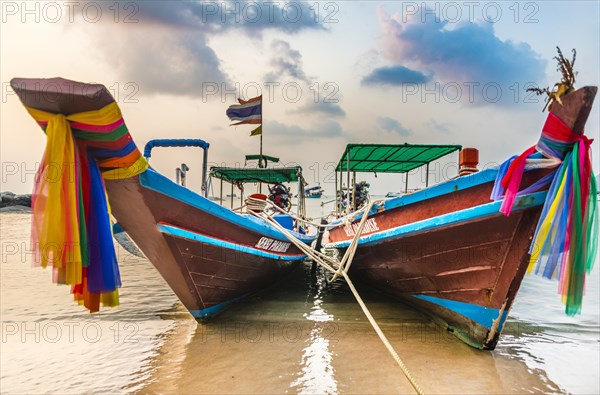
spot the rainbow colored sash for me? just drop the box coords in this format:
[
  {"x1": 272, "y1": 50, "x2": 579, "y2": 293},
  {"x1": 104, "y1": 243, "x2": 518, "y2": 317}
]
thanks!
[
  {"x1": 493, "y1": 112, "x2": 597, "y2": 315},
  {"x1": 25, "y1": 102, "x2": 148, "y2": 312}
]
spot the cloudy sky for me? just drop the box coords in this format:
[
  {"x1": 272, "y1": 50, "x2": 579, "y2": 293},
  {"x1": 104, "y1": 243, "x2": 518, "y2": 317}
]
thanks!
[{"x1": 1, "y1": 1, "x2": 599, "y2": 195}]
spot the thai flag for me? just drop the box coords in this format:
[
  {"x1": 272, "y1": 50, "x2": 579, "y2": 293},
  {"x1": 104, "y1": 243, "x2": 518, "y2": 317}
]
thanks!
[{"x1": 226, "y1": 95, "x2": 262, "y2": 125}]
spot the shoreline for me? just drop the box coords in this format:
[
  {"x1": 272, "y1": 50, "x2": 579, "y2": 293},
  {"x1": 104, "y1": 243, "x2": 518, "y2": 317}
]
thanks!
[{"x1": 0, "y1": 205, "x2": 31, "y2": 213}]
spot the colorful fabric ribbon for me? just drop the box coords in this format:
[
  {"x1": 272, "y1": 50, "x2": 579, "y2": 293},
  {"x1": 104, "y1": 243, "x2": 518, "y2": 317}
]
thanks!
[
  {"x1": 25, "y1": 102, "x2": 148, "y2": 312},
  {"x1": 493, "y1": 112, "x2": 598, "y2": 315}
]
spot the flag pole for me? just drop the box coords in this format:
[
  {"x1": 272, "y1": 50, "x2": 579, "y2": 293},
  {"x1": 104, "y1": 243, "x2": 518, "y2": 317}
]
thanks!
[
  {"x1": 259, "y1": 96, "x2": 264, "y2": 168},
  {"x1": 259, "y1": 99, "x2": 263, "y2": 192},
  {"x1": 259, "y1": 133, "x2": 263, "y2": 168}
]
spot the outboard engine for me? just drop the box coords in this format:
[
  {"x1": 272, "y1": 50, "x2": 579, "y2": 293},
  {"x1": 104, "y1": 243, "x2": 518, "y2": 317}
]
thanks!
[
  {"x1": 336, "y1": 189, "x2": 348, "y2": 212},
  {"x1": 338, "y1": 181, "x2": 370, "y2": 212},
  {"x1": 353, "y1": 181, "x2": 370, "y2": 209},
  {"x1": 268, "y1": 183, "x2": 291, "y2": 211}
]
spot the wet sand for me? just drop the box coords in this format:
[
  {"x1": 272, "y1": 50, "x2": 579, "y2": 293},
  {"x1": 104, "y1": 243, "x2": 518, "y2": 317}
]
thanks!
[
  {"x1": 3, "y1": 211, "x2": 595, "y2": 394},
  {"x1": 138, "y1": 265, "x2": 559, "y2": 394}
]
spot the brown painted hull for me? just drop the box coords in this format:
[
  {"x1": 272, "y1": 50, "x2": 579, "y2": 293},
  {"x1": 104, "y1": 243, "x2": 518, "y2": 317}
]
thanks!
[
  {"x1": 105, "y1": 172, "x2": 308, "y2": 319},
  {"x1": 326, "y1": 170, "x2": 548, "y2": 349},
  {"x1": 161, "y1": 231, "x2": 294, "y2": 316},
  {"x1": 348, "y1": 209, "x2": 540, "y2": 349}
]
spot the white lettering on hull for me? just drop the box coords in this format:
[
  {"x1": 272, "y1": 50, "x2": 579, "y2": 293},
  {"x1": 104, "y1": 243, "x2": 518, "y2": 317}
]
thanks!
[
  {"x1": 343, "y1": 218, "x2": 380, "y2": 237},
  {"x1": 255, "y1": 237, "x2": 291, "y2": 253}
]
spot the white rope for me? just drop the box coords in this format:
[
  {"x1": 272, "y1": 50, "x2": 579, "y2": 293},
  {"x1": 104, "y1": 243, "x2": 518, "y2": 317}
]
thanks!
[
  {"x1": 246, "y1": 196, "x2": 332, "y2": 229},
  {"x1": 328, "y1": 198, "x2": 380, "y2": 283},
  {"x1": 252, "y1": 199, "x2": 425, "y2": 395},
  {"x1": 338, "y1": 268, "x2": 424, "y2": 395},
  {"x1": 245, "y1": 196, "x2": 268, "y2": 212}
]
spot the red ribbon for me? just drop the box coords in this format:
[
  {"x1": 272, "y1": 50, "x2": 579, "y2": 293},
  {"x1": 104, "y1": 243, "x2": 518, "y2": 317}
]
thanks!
[{"x1": 499, "y1": 112, "x2": 593, "y2": 216}]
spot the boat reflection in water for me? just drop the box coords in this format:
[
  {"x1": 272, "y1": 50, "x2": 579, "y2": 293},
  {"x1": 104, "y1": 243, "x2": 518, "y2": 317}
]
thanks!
[{"x1": 290, "y1": 274, "x2": 338, "y2": 394}]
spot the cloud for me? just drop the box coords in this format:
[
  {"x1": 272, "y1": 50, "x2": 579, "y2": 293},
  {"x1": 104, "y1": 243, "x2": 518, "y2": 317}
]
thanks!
[
  {"x1": 134, "y1": 1, "x2": 326, "y2": 35},
  {"x1": 83, "y1": 1, "x2": 325, "y2": 97},
  {"x1": 264, "y1": 39, "x2": 346, "y2": 118},
  {"x1": 377, "y1": 117, "x2": 413, "y2": 136},
  {"x1": 265, "y1": 40, "x2": 310, "y2": 82},
  {"x1": 426, "y1": 120, "x2": 451, "y2": 134},
  {"x1": 373, "y1": 7, "x2": 546, "y2": 104},
  {"x1": 291, "y1": 101, "x2": 346, "y2": 117},
  {"x1": 269, "y1": 120, "x2": 344, "y2": 140},
  {"x1": 97, "y1": 30, "x2": 227, "y2": 97},
  {"x1": 354, "y1": 49, "x2": 381, "y2": 74},
  {"x1": 362, "y1": 66, "x2": 431, "y2": 85}
]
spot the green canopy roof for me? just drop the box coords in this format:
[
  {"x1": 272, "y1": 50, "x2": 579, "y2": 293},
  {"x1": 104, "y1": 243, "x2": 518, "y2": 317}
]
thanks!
[
  {"x1": 245, "y1": 154, "x2": 279, "y2": 163},
  {"x1": 210, "y1": 166, "x2": 303, "y2": 184},
  {"x1": 336, "y1": 144, "x2": 462, "y2": 173}
]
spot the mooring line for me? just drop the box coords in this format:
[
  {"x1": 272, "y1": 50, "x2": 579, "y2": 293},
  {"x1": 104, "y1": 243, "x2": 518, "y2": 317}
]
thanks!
[
  {"x1": 248, "y1": 197, "x2": 424, "y2": 395},
  {"x1": 338, "y1": 270, "x2": 424, "y2": 395}
]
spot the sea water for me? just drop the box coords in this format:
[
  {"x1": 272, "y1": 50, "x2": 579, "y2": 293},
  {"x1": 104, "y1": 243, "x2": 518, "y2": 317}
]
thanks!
[{"x1": 1, "y1": 199, "x2": 598, "y2": 394}]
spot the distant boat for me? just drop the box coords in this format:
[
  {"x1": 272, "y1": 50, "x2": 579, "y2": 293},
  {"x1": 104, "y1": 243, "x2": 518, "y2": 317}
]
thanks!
[
  {"x1": 324, "y1": 86, "x2": 598, "y2": 350},
  {"x1": 305, "y1": 184, "x2": 324, "y2": 199},
  {"x1": 12, "y1": 77, "x2": 317, "y2": 319}
]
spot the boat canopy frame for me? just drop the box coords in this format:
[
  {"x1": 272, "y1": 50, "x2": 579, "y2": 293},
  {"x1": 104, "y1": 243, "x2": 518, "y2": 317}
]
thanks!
[
  {"x1": 335, "y1": 143, "x2": 462, "y2": 173},
  {"x1": 144, "y1": 139, "x2": 210, "y2": 197},
  {"x1": 209, "y1": 166, "x2": 306, "y2": 216},
  {"x1": 210, "y1": 166, "x2": 302, "y2": 185},
  {"x1": 245, "y1": 154, "x2": 280, "y2": 166},
  {"x1": 334, "y1": 143, "x2": 462, "y2": 215}
]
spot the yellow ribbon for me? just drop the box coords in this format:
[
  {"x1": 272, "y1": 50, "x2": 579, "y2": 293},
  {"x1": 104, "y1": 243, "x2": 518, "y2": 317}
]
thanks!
[
  {"x1": 29, "y1": 102, "x2": 147, "y2": 292},
  {"x1": 528, "y1": 171, "x2": 568, "y2": 274},
  {"x1": 26, "y1": 101, "x2": 123, "y2": 126},
  {"x1": 34, "y1": 114, "x2": 82, "y2": 286}
]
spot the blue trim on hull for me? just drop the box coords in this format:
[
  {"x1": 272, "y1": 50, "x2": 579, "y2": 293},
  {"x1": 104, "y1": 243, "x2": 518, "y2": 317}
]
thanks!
[
  {"x1": 112, "y1": 223, "x2": 124, "y2": 234},
  {"x1": 327, "y1": 191, "x2": 547, "y2": 248},
  {"x1": 189, "y1": 294, "x2": 249, "y2": 319},
  {"x1": 328, "y1": 168, "x2": 501, "y2": 228},
  {"x1": 383, "y1": 168, "x2": 499, "y2": 212},
  {"x1": 412, "y1": 294, "x2": 509, "y2": 330},
  {"x1": 140, "y1": 169, "x2": 315, "y2": 244},
  {"x1": 158, "y1": 223, "x2": 306, "y2": 261}
]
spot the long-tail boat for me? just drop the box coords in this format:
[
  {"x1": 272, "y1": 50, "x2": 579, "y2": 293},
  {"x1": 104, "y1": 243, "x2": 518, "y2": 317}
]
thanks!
[
  {"x1": 324, "y1": 85, "x2": 598, "y2": 349},
  {"x1": 305, "y1": 184, "x2": 325, "y2": 199},
  {"x1": 11, "y1": 77, "x2": 316, "y2": 319}
]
